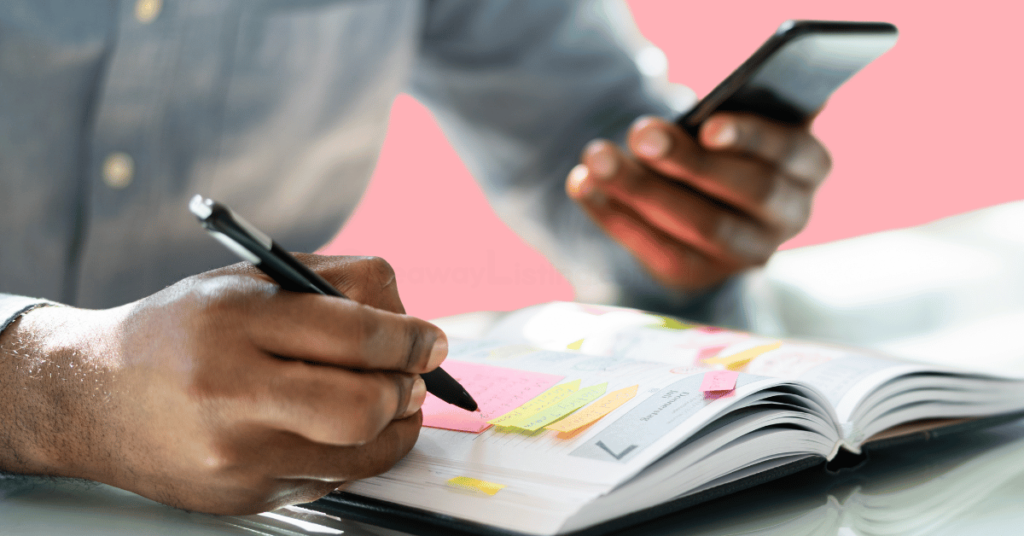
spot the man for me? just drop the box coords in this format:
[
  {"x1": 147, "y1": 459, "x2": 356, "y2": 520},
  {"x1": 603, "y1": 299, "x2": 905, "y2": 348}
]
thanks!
[{"x1": 0, "y1": 1, "x2": 829, "y2": 514}]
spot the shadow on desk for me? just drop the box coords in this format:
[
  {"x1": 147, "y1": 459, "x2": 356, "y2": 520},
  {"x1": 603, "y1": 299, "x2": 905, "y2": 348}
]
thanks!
[{"x1": 6, "y1": 418, "x2": 1024, "y2": 535}]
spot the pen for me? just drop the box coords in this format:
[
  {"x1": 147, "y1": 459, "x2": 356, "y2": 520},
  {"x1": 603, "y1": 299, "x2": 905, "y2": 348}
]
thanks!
[{"x1": 188, "y1": 195, "x2": 478, "y2": 412}]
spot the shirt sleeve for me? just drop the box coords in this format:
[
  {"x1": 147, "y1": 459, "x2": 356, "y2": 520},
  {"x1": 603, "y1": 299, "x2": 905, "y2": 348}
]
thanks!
[
  {"x1": 0, "y1": 294, "x2": 58, "y2": 337},
  {"x1": 408, "y1": 0, "x2": 755, "y2": 326}
]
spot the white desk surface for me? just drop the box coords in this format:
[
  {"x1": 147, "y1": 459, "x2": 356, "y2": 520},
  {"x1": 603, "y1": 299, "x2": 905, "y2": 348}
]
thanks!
[{"x1": 6, "y1": 201, "x2": 1024, "y2": 535}]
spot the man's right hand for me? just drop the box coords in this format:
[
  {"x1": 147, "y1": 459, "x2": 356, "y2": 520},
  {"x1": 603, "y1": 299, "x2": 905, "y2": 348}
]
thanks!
[{"x1": 0, "y1": 255, "x2": 445, "y2": 515}]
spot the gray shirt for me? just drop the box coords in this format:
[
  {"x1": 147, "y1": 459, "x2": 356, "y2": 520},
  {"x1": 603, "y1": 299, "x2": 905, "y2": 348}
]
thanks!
[{"x1": 0, "y1": 0, "x2": 749, "y2": 331}]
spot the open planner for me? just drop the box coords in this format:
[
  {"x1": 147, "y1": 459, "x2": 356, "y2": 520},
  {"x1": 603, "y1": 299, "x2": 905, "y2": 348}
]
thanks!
[{"x1": 309, "y1": 302, "x2": 1024, "y2": 535}]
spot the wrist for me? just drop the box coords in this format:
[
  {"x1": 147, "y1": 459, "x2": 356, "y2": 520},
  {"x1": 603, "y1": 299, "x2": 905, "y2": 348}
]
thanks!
[{"x1": 0, "y1": 305, "x2": 116, "y2": 480}]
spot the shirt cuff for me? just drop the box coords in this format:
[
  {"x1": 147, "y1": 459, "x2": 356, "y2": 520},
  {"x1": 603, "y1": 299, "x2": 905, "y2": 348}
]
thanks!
[{"x1": 0, "y1": 294, "x2": 61, "y2": 337}]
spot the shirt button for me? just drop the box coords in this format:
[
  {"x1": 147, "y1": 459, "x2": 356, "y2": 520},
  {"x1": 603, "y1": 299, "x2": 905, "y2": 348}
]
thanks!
[
  {"x1": 102, "y1": 152, "x2": 135, "y2": 189},
  {"x1": 134, "y1": 0, "x2": 162, "y2": 24}
]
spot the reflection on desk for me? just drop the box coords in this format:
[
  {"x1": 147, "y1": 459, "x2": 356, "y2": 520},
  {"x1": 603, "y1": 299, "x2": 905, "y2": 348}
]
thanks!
[{"x1": 4, "y1": 418, "x2": 1024, "y2": 535}]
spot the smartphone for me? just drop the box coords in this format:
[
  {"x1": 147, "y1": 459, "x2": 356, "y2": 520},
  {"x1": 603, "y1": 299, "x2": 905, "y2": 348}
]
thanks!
[{"x1": 677, "y1": 20, "x2": 898, "y2": 137}]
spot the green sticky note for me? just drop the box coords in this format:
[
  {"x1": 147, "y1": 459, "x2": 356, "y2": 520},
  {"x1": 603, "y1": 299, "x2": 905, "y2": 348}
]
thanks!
[
  {"x1": 488, "y1": 380, "x2": 581, "y2": 426},
  {"x1": 506, "y1": 383, "x2": 608, "y2": 431}
]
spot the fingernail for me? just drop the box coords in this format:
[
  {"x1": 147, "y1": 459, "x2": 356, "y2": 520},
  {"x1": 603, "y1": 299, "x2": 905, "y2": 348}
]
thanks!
[
  {"x1": 428, "y1": 334, "x2": 448, "y2": 370},
  {"x1": 402, "y1": 377, "x2": 427, "y2": 418},
  {"x1": 705, "y1": 119, "x2": 737, "y2": 148},
  {"x1": 588, "y1": 147, "x2": 618, "y2": 179},
  {"x1": 567, "y1": 164, "x2": 594, "y2": 199},
  {"x1": 634, "y1": 128, "x2": 670, "y2": 158}
]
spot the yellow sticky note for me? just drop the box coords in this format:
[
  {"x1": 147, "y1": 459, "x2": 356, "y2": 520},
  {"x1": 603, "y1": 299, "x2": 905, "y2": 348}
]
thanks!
[
  {"x1": 703, "y1": 342, "x2": 782, "y2": 371},
  {"x1": 506, "y1": 383, "x2": 608, "y2": 431},
  {"x1": 488, "y1": 380, "x2": 581, "y2": 426},
  {"x1": 447, "y1": 476, "x2": 506, "y2": 496},
  {"x1": 546, "y1": 384, "x2": 638, "y2": 433},
  {"x1": 651, "y1": 316, "x2": 694, "y2": 330}
]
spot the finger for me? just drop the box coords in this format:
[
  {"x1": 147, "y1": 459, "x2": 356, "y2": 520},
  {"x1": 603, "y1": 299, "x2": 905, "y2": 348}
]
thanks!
[
  {"x1": 199, "y1": 254, "x2": 407, "y2": 315},
  {"x1": 184, "y1": 415, "x2": 421, "y2": 513},
  {"x1": 266, "y1": 412, "x2": 421, "y2": 482},
  {"x1": 699, "y1": 112, "x2": 832, "y2": 186},
  {"x1": 232, "y1": 285, "x2": 447, "y2": 373},
  {"x1": 625, "y1": 117, "x2": 813, "y2": 231},
  {"x1": 577, "y1": 144, "x2": 778, "y2": 265},
  {"x1": 567, "y1": 172, "x2": 734, "y2": 289},
  {"x1": 293, "y1": 254, "x2": 406, "y2": 315},
  {"x1": 249, "y1": 359, "x2": 426, "y2": 445}
]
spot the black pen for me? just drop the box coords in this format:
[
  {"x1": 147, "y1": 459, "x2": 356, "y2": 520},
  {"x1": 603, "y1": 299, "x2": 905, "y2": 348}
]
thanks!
[{"x1": 188, "y1": 195, "x2": 478, "y2": 412}]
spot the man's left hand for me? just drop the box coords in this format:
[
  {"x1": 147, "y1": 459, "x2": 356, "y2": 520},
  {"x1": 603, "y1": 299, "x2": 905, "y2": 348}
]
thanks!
[{"x1": 566, "y1": 113, "x2": 831, "y2": 291}]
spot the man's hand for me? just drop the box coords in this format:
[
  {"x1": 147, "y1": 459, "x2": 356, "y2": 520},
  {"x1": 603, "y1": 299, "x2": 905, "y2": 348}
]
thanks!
[
  {"x1": 566, "y1": 113, "x2": 831, "y2": 290},
  {"x1": 0, "y1": 255, "x2": 444, "y2": 514}
]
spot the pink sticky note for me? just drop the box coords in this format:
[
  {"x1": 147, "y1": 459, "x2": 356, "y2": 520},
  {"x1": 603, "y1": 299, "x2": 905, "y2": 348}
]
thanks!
[
  {"x1": 697, "y1": 326, "x2": 728, "y2": 334},
  {"x1": 421, "y1": 361, "x2": 564, "y2": 433},
  {"x1": 694, "y1": 344, "x2": 729, "y2": 366},
  {"x1": 700, "y1": 370, "x2": 738, "y2": 393}
]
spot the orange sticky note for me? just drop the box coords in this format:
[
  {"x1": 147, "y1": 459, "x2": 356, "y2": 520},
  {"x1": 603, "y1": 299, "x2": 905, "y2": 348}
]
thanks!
[
  {"x1": 702, "y1": 342, "x2": 782, "y2": 371},
  {"x1": 545, "y1": 385, "x2": 639, "y2": 434},
  {"x1": 422, "y1": 361, "x2": 563, "y2": 433}
]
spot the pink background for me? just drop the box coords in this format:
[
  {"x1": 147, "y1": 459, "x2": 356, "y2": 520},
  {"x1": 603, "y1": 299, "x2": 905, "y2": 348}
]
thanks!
[{"x1": 322, "y1": 1, "x2": 1024, "y2": 320}]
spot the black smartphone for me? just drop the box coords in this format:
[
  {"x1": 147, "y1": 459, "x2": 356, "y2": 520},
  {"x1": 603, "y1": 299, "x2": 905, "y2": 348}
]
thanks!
[{"x1": 677, "y1": 20, "x2": 898, "y2": 137}]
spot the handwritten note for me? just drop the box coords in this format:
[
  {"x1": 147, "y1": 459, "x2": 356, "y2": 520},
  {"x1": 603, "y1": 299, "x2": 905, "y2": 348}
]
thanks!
[
  {"x1": 488, "y1": 380, "x2": 581, "y2": 426},
  {"x1": 447, "y1": 476, "x2": 506, "y2": 496},
  {"x1": 422, "y1": 361, "x2": 564, "y2": 433},
  {"x1": 546, "y1": 384, "x2": 638, "y2": 434},
  {"x1": 702, "y1": 342, "x2": 783, "y2": 371},
  {"x1": 506, "y1": 383, "x2": 608, "y2": 431}
]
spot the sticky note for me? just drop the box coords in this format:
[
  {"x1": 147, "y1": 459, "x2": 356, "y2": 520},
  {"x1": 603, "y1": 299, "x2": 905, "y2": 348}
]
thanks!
[
  {"x1": 702, "y1": 342, "x2": 783, "y2": 371},
  {"x1": 546, "y1": 385, "x2": 638, "y2": 434},
  {"x1": 700, "y1": 370, "x2": 738, "y2": 392},
  {"x1": 697, "y1": 326, "x2": 728, "y2": 334},
  {"x1": 700, "y1": 370, "x2": 733, "y2": 399},
  {"x1": 652, "y1": 316, "x2": 694, "y2": 330},
  {"x1": 694, "y1": 344, "x2": 728, "y2": 365},
  {"x1": 447, "y1": 476, "x2": 506, "y2": 496},
  {"x1": 488, "y1": 380, "x2": 581, "y2": 426},
  {"x1": 506, "y1": 383, "x2": 608, "y2": 431},
  {"x1": 422, "y1": 361, "x2": 564, "y2": 433}
]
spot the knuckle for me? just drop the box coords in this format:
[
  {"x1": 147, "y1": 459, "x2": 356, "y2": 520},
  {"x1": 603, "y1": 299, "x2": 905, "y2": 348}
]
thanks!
[
  {"x1": 716, "y1": 216, "x2": 775, "y2": 264},
  {"x1": 359, "y1": 256, "x2": 397, "y2": 289},
  {"x1": 198, "y1": 440, "x2": 244, "y2": 474},
  {"x1": 338, "y1": 385, "x2": 389, "y2": 444},
  {"x1": 348, "y1": 306, "x2": 373, "y2": 361},
  {"x1": 189, "y1": 275, "x2": 267, "y2": 318},
  {"x1": 400, "y1": 320, "x2": 423, "y2": 371},
  {"x1": 764, "y1": 177, "x2": 811, "y2": 228}
]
